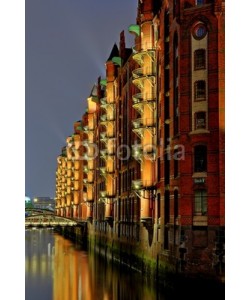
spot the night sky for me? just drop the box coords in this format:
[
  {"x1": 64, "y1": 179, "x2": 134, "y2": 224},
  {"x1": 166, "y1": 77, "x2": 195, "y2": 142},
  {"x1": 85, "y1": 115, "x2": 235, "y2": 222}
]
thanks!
[{"x1": 25, "y1": 0, "x2": 138, "y2": 199}]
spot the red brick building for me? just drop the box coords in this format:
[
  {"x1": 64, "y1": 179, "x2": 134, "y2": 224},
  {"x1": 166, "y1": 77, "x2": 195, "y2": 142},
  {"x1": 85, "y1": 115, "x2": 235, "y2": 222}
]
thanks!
[{"x1": 55, "y1": 0, "x2": 225, "y2": 281}]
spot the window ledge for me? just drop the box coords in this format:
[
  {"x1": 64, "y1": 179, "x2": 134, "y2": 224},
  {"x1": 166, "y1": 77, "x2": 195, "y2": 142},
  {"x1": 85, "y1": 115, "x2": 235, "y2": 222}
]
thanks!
[
  {"x1": 193, "y1": 216, "x2": 207, "y2": 226},
  {"x1": 189, "y1": 129, "x2": 210, "y2": 135},
  {"x1": 192, "y1": 172, "x2": 207, "y2": 178}
]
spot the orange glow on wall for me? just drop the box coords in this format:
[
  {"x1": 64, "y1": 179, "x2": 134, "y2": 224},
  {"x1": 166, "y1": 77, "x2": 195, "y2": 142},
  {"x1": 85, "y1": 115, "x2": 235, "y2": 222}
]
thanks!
[
  {"x1": 105, "y1": 203, "x2": 112, "y2": 219},
  {"x1": 66, "y1": 194, "x2": 72, "y2": 206},
  {"x1": 87, "y1": 97, "x2": 97, "y2": 114}
]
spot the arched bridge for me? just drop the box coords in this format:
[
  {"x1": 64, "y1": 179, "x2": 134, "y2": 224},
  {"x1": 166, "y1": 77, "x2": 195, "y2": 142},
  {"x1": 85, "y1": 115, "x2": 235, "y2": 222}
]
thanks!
[
  {"x1": 25, "y1": 209, "x2": 83, "y2": 227},
  {"x1": 25, "y1": 208, "x2": 55, "y2": 216},
  {"x1": 25, "y1": 214, "x2": 79, "y2": 227}
]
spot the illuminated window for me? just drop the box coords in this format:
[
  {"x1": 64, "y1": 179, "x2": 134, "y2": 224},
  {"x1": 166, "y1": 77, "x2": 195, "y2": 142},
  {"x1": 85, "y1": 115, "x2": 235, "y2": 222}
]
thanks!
[
  {"x1": 195, "y1": 112, "x2": 206, "y2": 129},
  {"x1": 194, "y1": 145, "x2": 207, "y2": 172},
  {"x1": 194, "y1": 80, "x2": 206, "y2": 100},
  {"x1": 194, "y1": 190, "x2": 207, "y2": 216},
  {"x1": 194, "y1": 49, "x2": 206, "y2": 70}
]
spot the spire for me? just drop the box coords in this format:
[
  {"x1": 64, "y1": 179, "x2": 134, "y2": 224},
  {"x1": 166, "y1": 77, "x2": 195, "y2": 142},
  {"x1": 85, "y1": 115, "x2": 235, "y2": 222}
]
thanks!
[
  {"x1": 106, "y1": 43, "x2": 119, "y2": 62},
  {"x1": 89, "y1": 84, "x2": 98, "y2": 98}
]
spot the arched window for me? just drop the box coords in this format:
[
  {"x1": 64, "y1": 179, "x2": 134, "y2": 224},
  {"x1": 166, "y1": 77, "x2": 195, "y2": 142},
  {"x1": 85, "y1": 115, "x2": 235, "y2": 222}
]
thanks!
[{"x1": 194, "y1": 145, "x2": 207, "y2": 172}]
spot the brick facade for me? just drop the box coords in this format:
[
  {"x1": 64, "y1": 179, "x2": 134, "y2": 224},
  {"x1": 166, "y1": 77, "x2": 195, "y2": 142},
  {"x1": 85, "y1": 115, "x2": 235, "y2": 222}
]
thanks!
[{"x1": 55, "y1": 0, "x2": 225, "y2": 281}]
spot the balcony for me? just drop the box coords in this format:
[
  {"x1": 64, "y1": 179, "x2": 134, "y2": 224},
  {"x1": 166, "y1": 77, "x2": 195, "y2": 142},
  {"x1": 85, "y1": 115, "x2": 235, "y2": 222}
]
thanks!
[
  {"x1": 100, "y1": 149, "x2": 108, "y2": 158},
  {"x1": 143, "y1": 147, "x2": 156, "y2": 161},
  {"x1": 134, "y1": 118, "x2": 156, "y2": 129},
  {"x1": 100, "y1": 191, "x2": 107, "y2": 198},
  {"x1": 132, "y1": 93, "x2": 143, "y2": 104},
  {"x1": 132, "y1": 118, "x2": 143, "y2": 129},
  {"x1": 132, "y1": 180, "x2": 156, "y2": 191},
  {"x1": 100, "y1": 133, "x2": 107, "y2": 144},
  {"x1": 82, "y1": 139, "x2": 88, "y2": 146},
  {"x1": 100, "y1": 167, "x2": 107, "y2": 176},
  {"x1": 132, "y1": 63, "x2": 156, "y2": 90},
  {"x1": 100, "y1": 114, "x2": 115, "y2": 126},
  {"x1": 132, "y1": 93, "x2": 156, "y2": 114},
  {"x1": 83, "y1": 178, "x2": 93, "y2": 185},
  {"x1": 132, "y1": 38, "x2": 156, "y2": 65},
  {"x1": 132, "y1": 144, "x2": 143, "y2": 162},
  {"x1": 132, "y1": 67, "x2": 156, "y2": 79},
  {"x1": 100, "y1": 114, "x2": 107, "y2": 122},
  {"x1": 82, "y1": 153, "x2": 89, "y2": 161},
  {"x1": 100, "y1": 132, "x2": 106, "y2": 139},
  {"x1": 100, "y1": 97, "x2": 115, "y2": 109},
  {"x1": 132, "y1": 180, "x2": 143, "y2": 190},
  {"x1": 100, "y1": 97, "x2": 107, "y2": 105}
]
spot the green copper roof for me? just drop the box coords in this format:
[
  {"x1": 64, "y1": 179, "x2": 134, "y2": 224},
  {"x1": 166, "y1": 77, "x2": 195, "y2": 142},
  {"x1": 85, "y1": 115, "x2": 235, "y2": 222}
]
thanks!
[
  {"x1": 100, "y1": 79, "x2": 107, "y2": 86},
  {"x1": 112, "y1": 56, "x2": 122, "y2": 67},
  {"x1": 128, "y1": 24, "x2": 140, "y2": 36}
]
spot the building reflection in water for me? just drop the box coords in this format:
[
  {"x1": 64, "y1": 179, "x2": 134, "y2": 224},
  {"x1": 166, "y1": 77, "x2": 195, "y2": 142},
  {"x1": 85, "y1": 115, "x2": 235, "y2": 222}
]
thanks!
[{"x1": 25, "y1": 229, "x2": 164, "y2": 300}]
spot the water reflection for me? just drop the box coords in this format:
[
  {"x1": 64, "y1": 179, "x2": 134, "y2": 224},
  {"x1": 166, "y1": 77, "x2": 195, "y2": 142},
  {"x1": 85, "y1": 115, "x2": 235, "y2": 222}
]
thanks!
[{"x1": 25, "y1": 229, "x2": 166, "y2": 300}]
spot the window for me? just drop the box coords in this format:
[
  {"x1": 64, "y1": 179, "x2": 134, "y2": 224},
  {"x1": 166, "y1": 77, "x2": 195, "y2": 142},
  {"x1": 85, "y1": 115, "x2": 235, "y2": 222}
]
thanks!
[
  {"x1": 194, "y1": 80, "x2": 206, "y2": 100},
  {"x1": 194, "y1": 145, "x2": 207, "y2": 172},
  {"x1": 193, "y1": 24, "x2": 207, "y2": 40},
  {"x1": 174, "y1": 190, "x2": 178, "y2": 219},
  {"x1": 194, "y1": 190, "x2": 207, "y2": 215},
  {"x1": 194, "y1": 49, "x2": 206, "y2": 70},
  {"x1": 173, "y1": 33, "x2": 179, "y2": 135},
  {"x1": 174, "y1": 149, "x2": 179, "y2": 178},
  {"x1": 195, "y1": 112, "x2": 206, "y2": 129},
  {"x1": 196, "y1": 0, "x2": 205, "y2": 5}
]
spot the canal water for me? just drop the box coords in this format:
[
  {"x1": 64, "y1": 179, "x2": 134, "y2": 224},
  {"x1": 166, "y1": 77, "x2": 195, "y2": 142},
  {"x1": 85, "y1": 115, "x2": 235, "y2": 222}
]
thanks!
[{"x1": 25, "y1": 228, "x2": 224, "y2": 300}]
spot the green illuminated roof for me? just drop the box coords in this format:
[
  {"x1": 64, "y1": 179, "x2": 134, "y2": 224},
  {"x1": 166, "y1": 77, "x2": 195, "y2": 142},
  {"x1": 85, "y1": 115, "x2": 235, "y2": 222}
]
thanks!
[
  {"x1": 128, "y1": 24, "x2": 140, "y2": 36},
  {"x1": 100, "y1": 79, "x2": 107, "y2": 86},
  {"x1": 112, "y1": 56, "x2": 122, "y2": 67}
]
